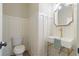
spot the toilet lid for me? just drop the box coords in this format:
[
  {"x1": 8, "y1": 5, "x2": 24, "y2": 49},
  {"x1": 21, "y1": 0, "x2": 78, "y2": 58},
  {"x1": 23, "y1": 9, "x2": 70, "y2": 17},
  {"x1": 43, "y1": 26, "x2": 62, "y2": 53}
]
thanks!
[{"x1": 14, "y1": 45, "x2": 25, "y2": 54}]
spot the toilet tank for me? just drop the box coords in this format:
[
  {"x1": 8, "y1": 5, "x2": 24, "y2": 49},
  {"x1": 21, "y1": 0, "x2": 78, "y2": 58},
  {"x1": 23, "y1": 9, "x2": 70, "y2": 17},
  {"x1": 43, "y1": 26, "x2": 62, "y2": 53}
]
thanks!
[{"x1": 12, "y1": 36, "x2": 23, "y2": 46}]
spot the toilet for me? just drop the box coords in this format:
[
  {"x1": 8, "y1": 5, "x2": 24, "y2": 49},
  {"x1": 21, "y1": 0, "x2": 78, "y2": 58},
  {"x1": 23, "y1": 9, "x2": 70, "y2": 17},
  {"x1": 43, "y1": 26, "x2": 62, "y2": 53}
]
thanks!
[{"x1": 12, "y1": 36, "x2": 25, "y2": 56}]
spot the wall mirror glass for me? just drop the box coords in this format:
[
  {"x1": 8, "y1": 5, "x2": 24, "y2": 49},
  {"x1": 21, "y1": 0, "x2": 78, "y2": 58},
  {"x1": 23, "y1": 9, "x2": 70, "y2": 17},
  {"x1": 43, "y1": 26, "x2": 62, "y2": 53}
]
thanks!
[{"x1": 54, "y1": 4, "x2": 73, "y2": 26}]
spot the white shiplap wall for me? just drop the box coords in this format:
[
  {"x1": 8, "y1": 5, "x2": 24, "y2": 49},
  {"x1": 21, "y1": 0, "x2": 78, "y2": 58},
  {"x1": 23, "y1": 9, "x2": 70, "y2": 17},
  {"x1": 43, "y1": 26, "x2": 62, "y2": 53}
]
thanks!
[{"x1": 3, "y1": 15, "x2": 28, "y2": 55}]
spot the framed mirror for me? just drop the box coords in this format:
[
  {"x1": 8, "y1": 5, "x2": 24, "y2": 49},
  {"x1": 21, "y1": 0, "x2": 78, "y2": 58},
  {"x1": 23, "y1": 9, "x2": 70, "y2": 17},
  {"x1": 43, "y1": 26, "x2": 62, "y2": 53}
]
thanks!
[{"x1": 54, "y1": 4, "x2": 73, "y2": 26}]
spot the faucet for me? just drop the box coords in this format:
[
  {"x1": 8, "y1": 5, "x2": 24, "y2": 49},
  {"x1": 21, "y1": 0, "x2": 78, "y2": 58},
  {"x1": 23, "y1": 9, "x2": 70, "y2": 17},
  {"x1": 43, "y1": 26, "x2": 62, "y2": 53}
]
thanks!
[{"x1": 59, "y1": 26, "x2": 63, "y2": 37}]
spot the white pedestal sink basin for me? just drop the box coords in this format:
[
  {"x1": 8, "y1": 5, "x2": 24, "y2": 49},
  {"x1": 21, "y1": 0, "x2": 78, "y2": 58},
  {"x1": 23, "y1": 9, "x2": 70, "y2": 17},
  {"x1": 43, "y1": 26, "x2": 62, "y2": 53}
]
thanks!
[{"x1": 48, "y1": 36, "x2": 74, "y2": 48}]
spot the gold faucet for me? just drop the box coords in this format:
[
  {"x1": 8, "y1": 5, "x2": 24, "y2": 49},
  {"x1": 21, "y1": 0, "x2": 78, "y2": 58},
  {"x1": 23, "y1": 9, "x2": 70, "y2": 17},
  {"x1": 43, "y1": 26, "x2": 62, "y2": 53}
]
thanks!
[{"x1": 59, "y1": 26, "x2": 63, "y2": 37}]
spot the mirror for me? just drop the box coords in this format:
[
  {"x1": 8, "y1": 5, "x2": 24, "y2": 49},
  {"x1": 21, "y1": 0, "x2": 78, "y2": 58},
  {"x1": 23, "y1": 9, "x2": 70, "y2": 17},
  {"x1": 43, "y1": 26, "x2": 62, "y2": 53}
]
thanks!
[{"x1": 54, "y1": 4, "x2": 73, "y2": 26}]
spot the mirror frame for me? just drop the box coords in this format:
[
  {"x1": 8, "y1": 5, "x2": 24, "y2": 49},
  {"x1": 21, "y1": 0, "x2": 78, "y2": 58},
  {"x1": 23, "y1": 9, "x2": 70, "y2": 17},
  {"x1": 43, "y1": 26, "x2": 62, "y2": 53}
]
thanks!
[{"x1": 54, "y1": 4, "x2": 74, "y2": 27}]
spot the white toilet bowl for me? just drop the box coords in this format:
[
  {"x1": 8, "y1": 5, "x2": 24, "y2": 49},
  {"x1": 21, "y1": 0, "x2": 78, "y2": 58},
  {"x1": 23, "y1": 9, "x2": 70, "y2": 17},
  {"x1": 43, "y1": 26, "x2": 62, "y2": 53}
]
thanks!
[
  {"x1": 12, "y1": 36, "x2": 25, "y2": 56},
  {"x1": 13, "y1": 45, "x2": 25, "y2": 56}
]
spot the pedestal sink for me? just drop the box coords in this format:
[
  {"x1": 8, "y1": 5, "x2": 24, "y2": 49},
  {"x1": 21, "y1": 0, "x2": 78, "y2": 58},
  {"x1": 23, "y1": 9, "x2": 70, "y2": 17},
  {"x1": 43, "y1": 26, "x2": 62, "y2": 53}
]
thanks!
[{"x1": 48, "y1": 36, "x2": 74, "y2": 48}]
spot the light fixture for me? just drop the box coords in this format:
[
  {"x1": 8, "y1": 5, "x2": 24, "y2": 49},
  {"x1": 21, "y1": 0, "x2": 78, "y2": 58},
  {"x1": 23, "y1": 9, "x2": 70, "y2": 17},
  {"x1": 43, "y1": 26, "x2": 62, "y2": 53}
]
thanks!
[{"x1": 58, "y1": 6, "x2": 62, "y2": 10}]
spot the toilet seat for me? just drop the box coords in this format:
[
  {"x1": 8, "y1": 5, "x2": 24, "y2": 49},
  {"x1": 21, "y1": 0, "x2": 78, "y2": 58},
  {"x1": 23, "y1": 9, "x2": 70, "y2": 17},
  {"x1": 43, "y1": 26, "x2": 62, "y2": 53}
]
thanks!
[{"x1": 13, "y1": 45, "x2": 25, "y2": 54}]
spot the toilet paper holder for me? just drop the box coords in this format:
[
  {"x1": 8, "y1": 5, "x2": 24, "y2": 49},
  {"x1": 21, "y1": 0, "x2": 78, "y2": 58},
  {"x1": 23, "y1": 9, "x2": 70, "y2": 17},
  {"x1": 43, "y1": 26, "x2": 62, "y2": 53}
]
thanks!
[{"x1": 0, "y1": 42, "x2": 7, "y2": 49}]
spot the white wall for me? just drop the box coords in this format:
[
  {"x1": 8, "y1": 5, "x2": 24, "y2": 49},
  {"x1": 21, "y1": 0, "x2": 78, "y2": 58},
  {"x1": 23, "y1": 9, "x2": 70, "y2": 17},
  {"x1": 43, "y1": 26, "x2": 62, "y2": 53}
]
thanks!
[
  {"x1": 28, "y1": 4, "x2": 39, "y2": 55},
  {"x1": 3, "y1": 4, "x2": 29, "y2": 55},
  {"x1": 2, "y1": 15, "x2": 12, "y2": 56},
  {"x1": 3, "y1": 3, "x2": 29, "y2": 18},
  {"x1": 2, "y1": 15, "x2": 28, "y2": 55}
]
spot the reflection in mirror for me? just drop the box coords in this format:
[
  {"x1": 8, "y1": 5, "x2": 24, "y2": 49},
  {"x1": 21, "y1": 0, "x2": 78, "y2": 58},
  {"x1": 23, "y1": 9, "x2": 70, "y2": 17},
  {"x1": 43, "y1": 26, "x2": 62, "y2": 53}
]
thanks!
[{"x1": 54, "y1": 4, "x2": 73, "y2": 26}]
